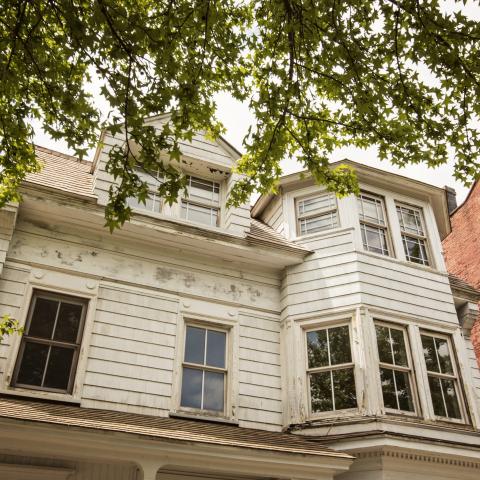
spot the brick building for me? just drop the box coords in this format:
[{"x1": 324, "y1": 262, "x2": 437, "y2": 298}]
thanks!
[{"x1": 443, "y1": 180, "x2": 480, "y2": 366}]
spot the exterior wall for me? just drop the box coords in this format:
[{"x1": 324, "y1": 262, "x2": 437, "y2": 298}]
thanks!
[
  {"x1": 443, "y1": 181, "x2": 480, "y2": 367},
  {"x1": 0, "y1": 214, "x2": 283, "y2": 431},
  {"x1": 260, "y1": 195, "x2": 285, "y2": 236}
]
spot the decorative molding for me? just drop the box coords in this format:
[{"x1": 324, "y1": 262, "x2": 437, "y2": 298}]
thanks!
[{"x1": 0, "y1": 463, "x2": 75, "y2": 479}]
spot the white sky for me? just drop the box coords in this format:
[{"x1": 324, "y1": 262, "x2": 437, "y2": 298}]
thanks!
[{"x1": 32, "y1": 0, "x2": 480, "y2": 205}]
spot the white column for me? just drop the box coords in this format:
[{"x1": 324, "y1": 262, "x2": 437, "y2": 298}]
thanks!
[{"x1": 136, "y1": 461, "x2": 164, "y2": 480}]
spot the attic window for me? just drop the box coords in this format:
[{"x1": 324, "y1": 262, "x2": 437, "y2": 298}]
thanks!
[
  {"x1": 181, "y1": 176, "x2": 220, "y2": 227},
  {"x1": 127, "y1": 168, "x2": 163, "y2": 213}
]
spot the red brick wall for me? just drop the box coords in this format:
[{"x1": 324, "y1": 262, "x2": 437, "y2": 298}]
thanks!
[{"x1": 443, "y1": 181, "x2": 480, "y2": 366}]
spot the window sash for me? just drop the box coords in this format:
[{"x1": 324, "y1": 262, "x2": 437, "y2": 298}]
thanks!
[
  {"x1": 360, "y1": 223, "x2": 390, "y2": 256},
  {"x1": 12, "y1": 292, "x2": 87, "y2": 394},
  {"x1": 306, "y1": 324, "x2": 357, "y2": 413},
  {"x1": 297, "y1": 193, "x2": 336, "y2": 218},
  {"x1": 298, "y1": 211, "x2": 338, "y2": 235},
  {"x1": 128, "y1": 168, "x2": 163, "y2": 213},
  {"x1": 421, "y1": 333, "x2": 463, "y2": 420},
  {"x1": 181, "y1": 201, "x2": 219, "y2": 226},
  {"x1": 357, "y1": 193, "x2": 387, "y2": 227},
  {"x1": 181, "y1": 325, "x2": 227, "y2": 413},
  {"x1": 186, "y1": 176, "x2": 220, "y2": 206},
  {"x1": 374, "y1": 323, "x2": 416, "y2": 413}
]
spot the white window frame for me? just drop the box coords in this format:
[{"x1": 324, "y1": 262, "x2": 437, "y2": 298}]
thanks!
[
  {"x1": 373, "y1": 320, "x2": 419, "y2": 416},
  {"x1": 419, "y1": 330, "x2": 467, "y2": 424},
  {"x1": 172, "y1": 304, "x2": 238, "y2": 421},
  {"x1": 1, "y1": 270, "x2": 98, "y2": 404},
  {"x1": 295, "y1": 192, "x2": 339, "y2": 237},
  {"x1": 396, "y1": 202, "x2": 432, "y2": 267},
  {"x1": 357, "y1": 192, "x2": 393, "y2": 257},
  {"x1": 304, "y1": 321, "x2": 358, "y2": 417},
  {"x1": 127, "y1": 167, "x2": 163, "y2": 214},
  {"x1": 180, "y1": 175, "x2": 221, "y2": 227},
  {"x1": 179, "y1": 323, "x2": 228, "y2": 415}
]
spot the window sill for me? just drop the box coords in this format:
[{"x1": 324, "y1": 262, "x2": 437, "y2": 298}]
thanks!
[
  {"x1": 169, "y1": 411, "x2": 239, "y2": 426},
  {"x1": 0, "y1": 386, "x2": 81, "y2": 405}
]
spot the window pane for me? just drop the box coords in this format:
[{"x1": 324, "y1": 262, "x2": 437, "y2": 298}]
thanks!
[
  {"x1": 307, "y1": 329, "x2": 329, "y2": 368},
  {"x1": 181, "y1": 202, "x2": 218, "y2": 226},
  {"x1": 188, "y1": 177, "x2": 220, "y2": 204},
  {"x1": 428, "y1": 376, "x2": 447, "y2": 417},
  {"x1": 329, "y1": 326, "x2": 352, "y2": 365},
  {"x1": 43, "y1": 346, "x2": 75, "y2": 390},
  {"x1": 390, "y1": 328, "x2": 408, "y2": 367},
  {"x1": 375, "y1": 326, "x2": 393, "y2": 364},
  {"x1": 421, "y1": 335, "x2": 439, "y2": 372},
  {"x1": 395, "y1": 370, "x2": 414, "y2": 412},
  {"x1": 379, "y1": 367, "x2": 397, "y2": 409},
  {"x1": 402, "y1": 236, "x2": 429, "y2": 265},
  {"x1": 397, "y1": 206, "x2": 424, "y2": 236},
  {"x1": 203, "y1": 371, "x2": 225, "y2": 411},
  {"x1": 358, "y1": 195, "x2": 385, "y2": 225},
  {"x1": 332, "y1": 368, "x2": 357, "y2": 410},
  {"x1": 16, "y1": 342, "x2": 49, "y2": 386},
  {"x1": 442, "y1": 378, "x2": 461, "y2": 419},
  {"x1": 28, "y1": 297, "x2": 59, "y2": 339},
  {"x1": 300, "y1": 212, "x2": 337, "y2": 235},
  {"x1": 54, "y1": 302, "x2": 83, "y2": 343},
  {"x1": 206, "y1": 330, "x2": 226, "y2": 368},
  {"x1": 128, "y1": 194, "x2": 160, "y2": 213},
  {"x1": 361, "y1": 224, "x2": 389, "y2": 255},
  {"x1": 310, "y1": 371, "x2": 333, "y2": 412},
  {"x1": 435, "y1": 338, "x2": 454, "y2": 375},
  {"x1": 298, "y1": 194, "x2": 334, "y2": 215},
  {"x1": 181, "y1": 367, "x2": 203, "y2": 409},
  {"x1": 185, "y1": 327, "x2": 205, "y2": 365}
]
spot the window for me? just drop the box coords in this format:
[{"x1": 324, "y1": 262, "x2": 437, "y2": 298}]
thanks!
[
  {"x1": 12, "y1": 291, "x2": 87, "y2": 393},
  {"x1": 181, "y1": 176, "x2": 220, "y2": 227},
  {"x1": 421, "y1": 333, "x2": 462, "y2": 420},
  {"x1": 306, "y1": 324, "x2": 357, "y2": 413},
  {"x1": 357, "y1": 193, "x2": 391, "y2": 256},
  {"x1": 180, "y1": 325, "x2": 227, "y2": 413},
  {"x1": 296, "y1": 192, "x2": 338, "y2": 236},
  {"x1": 396, "y1": 204, "x2": 430, "y2": 266},
  {"x1": 127, "y1": 168, "x2": 163, "y2": 213},
  {"x1": 375, "y1": 323, "x2": 415, "y2": 412}
]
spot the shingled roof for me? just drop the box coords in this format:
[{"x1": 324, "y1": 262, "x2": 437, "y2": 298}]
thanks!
[
  {"x1": 0, "y1": 397, "x2": 352, "y2": 459},
  {"x1": 25, "y1": 146, "x2": 95, "y2": 197}
]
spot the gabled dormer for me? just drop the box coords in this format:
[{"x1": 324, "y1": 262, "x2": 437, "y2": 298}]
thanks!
[{"x1": 91, "y1": 114, "x2": 251, "y2": 235}]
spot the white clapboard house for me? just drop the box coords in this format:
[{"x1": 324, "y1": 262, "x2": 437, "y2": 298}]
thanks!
[{"x1": 0, "y1": 116, "x2": 479, "y2": 480}]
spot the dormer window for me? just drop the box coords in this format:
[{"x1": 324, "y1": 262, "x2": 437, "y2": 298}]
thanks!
[
  {"x1": 181, "y1": 176, "x2": 220, "y2": 227},
  {"x1": 296, "y1": 193, "x2": 338, "y2": 236},
  {"x1": 127, "y1": 168, "x2": 163, "y2": 213}
]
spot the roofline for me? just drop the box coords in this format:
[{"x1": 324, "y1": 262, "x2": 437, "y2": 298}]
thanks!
[
  {"x1": 35, "y1": 145, "x2": 91, "y2": 166},
  {"x1": 449, "y1": 179, "x2": 478, "y2": 216},
  {"x1": 252, "y1": 159, "x2": 450, "y2": 218}
]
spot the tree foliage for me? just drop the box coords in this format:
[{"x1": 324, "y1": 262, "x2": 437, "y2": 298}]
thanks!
[
  {"x1": 1, "y1": 0, "x2": 480, "y2": 230},
  {"x1": 0, "y1": 314, "x2": 22, "y2": 344}
]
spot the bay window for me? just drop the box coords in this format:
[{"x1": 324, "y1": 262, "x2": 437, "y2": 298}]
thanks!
[
  {"x1": 296, "y1": 192, "x2": 338, "y2": 236},
  {"x1": 306, "y1": 324, "x2": 357, "y2": 413}
]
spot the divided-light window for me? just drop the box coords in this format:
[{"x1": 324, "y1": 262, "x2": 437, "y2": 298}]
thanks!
[
  {"x1": 306, "y1": 324, "x2": 357, "y2": 413},
  {"x1": 127, "y1": 168, "x2": 163, "y2": 213},
  {"x1": 296, "y1": 192, "x2": 338, "y2": 236},
  {"x1": 396, "y1": 204, "x2": 430, "y2": 266},
  {"x1": 181, "y1": 325, "x2": 227, "y2": 413},
  {"x1": 375, "y1": 323, "x2": 415, "y2": 413},
  {"x1": 181, "y1": 176, "x2": 220, "y2": 227},
  {"x1": 421, "y1": 333, "x2": 463, "y2": 420},
  {"x1": 357, "y1": 193, "x2": 391, "y2": 256},
  {"x1": 12, "y1": 291, "x2": 87, "y2": 393}
]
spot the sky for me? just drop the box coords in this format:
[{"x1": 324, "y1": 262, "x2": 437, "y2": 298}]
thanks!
[{"x1": 32, "y1": 0, "x2": 480, "y2": 205}]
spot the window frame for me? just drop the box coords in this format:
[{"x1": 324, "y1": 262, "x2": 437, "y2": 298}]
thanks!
[
  {"x1": 304, "y1": 321, "x2": 358, "y2": 417},
  {"x1": 419, "y1": 330, "x2": 467, "y2": 423},
  {"x1": 179, "y1": 175, "x2": 221, "y2": 227},
  {"x1": 373, "y1": 320, "x2": 419, "y2": 416},
  {"x1": 295, "y1": 192, "x2": 339, "y2": 237},
  {"x1": 11, "y1": 290, "x2": 88, "y2": 395},
  {"x1": 127, "y1": 167, "x2": 163, "y2": 214},
  {"x1": 357, "y1": 192, "x2": 393, "y2": 257},
  {"x1": 179, "y1": 321, "x2": 229, "y2": 417},
  {"x1": 396, "y1": 202, "x2": 432, "y2": 267}
]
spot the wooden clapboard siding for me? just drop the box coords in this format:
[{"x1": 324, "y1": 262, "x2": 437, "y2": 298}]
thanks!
[
  {"x1": 260, "y1": 196, "x2": 285, "y2": 235},
  {"x1": 237, "y1": 312, "x2": 283, "y2": 429},
  {"x1": 465, "y1": 334, "x2": 480, "y2": 401}
]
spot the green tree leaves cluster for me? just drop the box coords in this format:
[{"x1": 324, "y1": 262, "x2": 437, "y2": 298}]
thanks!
[{"x1": 1, "y1": 1, "x2": 479, "y2": 231}]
